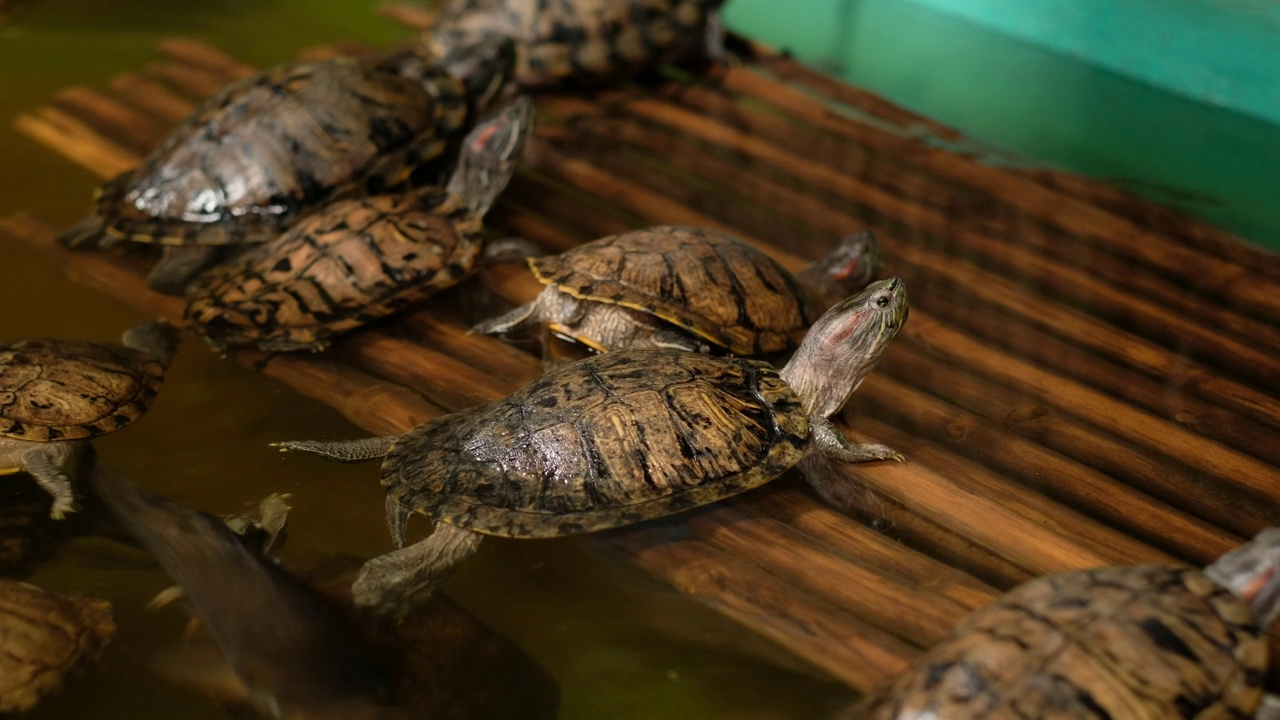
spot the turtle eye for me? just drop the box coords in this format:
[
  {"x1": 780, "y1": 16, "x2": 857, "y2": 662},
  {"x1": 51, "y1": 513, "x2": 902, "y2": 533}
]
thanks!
[{"x1": 875, "y1": 294, "x2": 890, "y2": 308}]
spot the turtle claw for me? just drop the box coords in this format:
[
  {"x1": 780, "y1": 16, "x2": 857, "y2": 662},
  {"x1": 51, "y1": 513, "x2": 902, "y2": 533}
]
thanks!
[{"x1": 48, "y1": 496, "x2": 79, "y2": 521}]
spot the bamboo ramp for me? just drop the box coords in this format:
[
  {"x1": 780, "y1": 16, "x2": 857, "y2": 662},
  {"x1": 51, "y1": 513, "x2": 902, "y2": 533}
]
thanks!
[{"x1": 7, "y1": 6, "x2": 1280, "y2": 694}]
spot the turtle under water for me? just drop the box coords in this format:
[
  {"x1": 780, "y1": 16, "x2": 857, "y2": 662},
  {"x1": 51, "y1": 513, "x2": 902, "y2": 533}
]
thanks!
[{"x1": 279, "y1": 278, "x2": 908, "y2": 617}]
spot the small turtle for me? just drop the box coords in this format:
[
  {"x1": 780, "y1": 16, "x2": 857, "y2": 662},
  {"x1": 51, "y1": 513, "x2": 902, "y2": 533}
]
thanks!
[
  {"x1": 430, "y1": 0, "x2": 729, "y2": 86},
  {"x1": 57, "y1": 38, "x2": 515, "y2": 295},
  {"x1": 847, "y1": 528, "x2": 1280, "y2": 720},
  {"x1": 0, "y1": 321, "x2": 178, "y2": 519},
  {"x1": 278, "y1": 277, "x2": 907, "y2": 616},
  {"x1": 0, "y1": 579, "x2": 115, "y2": 713},
  {"x1": 473, "y1": 225, "x2": 880, "y2": 356},
  {"x1": 184, "y1": 96, "x2": 535, "y2": 353}
]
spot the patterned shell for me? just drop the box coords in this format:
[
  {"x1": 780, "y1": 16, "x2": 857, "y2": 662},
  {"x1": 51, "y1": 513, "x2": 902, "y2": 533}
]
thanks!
[
  {"x1": 96, "y1": 55, "x2": 469, "y2": 246},
  {"x1": 531, "y1": 225, "x2": 815, "y2": 355},
  {"x1": 0, "y1": 580, "x2": 114, "y2": 714},
  {"x1": 184, "y1": 192, "x2": 482, "y2": 352},
  {"x1": 382, "y1": 349, "x2": 809, "y2": 537},
  {"x1": 0, "y1": 339, "x2": 166, "y2": 441},
  {"x1": 432, "y1": 0, "x2": 726, "y2": 85},
  {"x1": 852, "y1": 565, "x2": 1268, "y2": 719}
]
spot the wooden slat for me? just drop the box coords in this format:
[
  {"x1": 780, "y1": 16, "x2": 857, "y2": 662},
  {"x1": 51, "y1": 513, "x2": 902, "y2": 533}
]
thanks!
[{"x1": 8, "y1": 28, "x2": 1280, "y2": 694}]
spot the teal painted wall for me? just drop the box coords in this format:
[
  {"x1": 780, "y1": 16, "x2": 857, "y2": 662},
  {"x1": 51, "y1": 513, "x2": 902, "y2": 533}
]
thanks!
[{"x1": 722, "y1": 0, "x2": 1280, "y2": 249}]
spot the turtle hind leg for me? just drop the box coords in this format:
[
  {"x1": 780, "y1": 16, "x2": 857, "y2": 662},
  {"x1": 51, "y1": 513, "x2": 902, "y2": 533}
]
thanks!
[
  {"x1": 271, "y1": 436, "x2": 398, "y2": 462},
  {"x1": 352, "y1": 522, "x2": 484, "y2": 621}
]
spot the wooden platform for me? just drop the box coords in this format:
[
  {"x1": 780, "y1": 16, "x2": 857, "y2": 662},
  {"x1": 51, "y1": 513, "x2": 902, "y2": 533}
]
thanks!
[{"x1": 6, "y1": 5, "x2": 1280, "y2": 694}]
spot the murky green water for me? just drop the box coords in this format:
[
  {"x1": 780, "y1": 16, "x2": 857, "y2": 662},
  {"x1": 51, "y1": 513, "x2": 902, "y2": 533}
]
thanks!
[{"x1": 0, "y1": 2, "x2": 850, "y2": 718}]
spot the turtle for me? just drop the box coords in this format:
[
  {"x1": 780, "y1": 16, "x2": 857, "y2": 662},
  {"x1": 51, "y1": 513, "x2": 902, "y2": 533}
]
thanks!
[
  {"x1": 429, "y1": 0, "x2": 729, "y2": 86},
  {"x1": 183, "y1": 95, "x2": 536, "y2": 353},
  {"x1": 56, "y1": 37, "x2": 516, "y2": 296},
  {"x1": 277, "y1": 277, "x2": 908, "y2": 617},
  {"x1": 472, "y1": 225, "x2": 881, "y2": 357},
  {"x1": 0, "y1": 320, "x2": 179, "y2": 519},
  {"x1": 0, "y1": 579, "x2": 115, "y2": 713},
  {"x1": 845, "y1": 528, "x2": 1280, "y2": 720},
  {"x1": 88, "y1": 463, "x2": 560, "y2": 720}
]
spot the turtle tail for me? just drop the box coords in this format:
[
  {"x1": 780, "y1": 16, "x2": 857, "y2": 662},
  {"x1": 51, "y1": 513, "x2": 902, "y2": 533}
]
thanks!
[{"x1": 56, "y1": 214, "x2": 107, "y2": 249}]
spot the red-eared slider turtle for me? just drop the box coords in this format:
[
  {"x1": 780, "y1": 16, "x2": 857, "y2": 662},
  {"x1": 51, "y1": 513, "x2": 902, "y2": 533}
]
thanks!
[
  {"x1": 0, "y1": 579, "x2": 115, "y2": 713},
  {"x1": 430, "y1": 0, "x2": 728, "y2": 86},
  {"x1": 472, "y1": 225, "x2": 880, "y2": 356},
  {"x1": 278, "y1": 278, "x2": 907, "y2": 616},
  {"x1": 183, "y1": 96, "x2": 535, "y2": 353},
  {"x1": 56, "y1": 38, "x2": 515, "y2": 295},
  {"x1": 847, "y1": 528, "x2": 1280, "y2": 720},
  {"x1": 0, "y1": 321, "x2": 178, "y2": 519}
]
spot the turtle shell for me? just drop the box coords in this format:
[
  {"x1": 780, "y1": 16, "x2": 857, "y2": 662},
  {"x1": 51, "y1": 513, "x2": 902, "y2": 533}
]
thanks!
[
  {"x1": 0, "y1": 338, "x2": 165, "y2": 441},
  {"x1": 382, "y1": 349, "x2": 809, "y2": 537},
  {"x1": 185, "y1": 191, "x2": 482, "y2": 352},
  {"x1": 432, "y1": 0, "x2": 726, "y2": 85},
  {"x1": 531, "y1": 226, "x2": 815, "y2": 355},
  {"x1": 96, "y1": 55, "x2": 469, "y2": 246},
  {"x1": 852, "y1": 564, "x2": 1268, "y2": 719},
  {"x1": 0, "y1": 580, "x2": 114, "y2": 713}
]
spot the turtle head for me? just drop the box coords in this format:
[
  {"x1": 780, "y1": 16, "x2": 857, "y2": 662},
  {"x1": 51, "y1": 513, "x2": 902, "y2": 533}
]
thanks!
[
  {"x1": 446, "y1": 95, "x2": 535, "y2": 218},
  {"x1": 121, "y1": 320, "x2": 181, "y2": 368},
  {"x1": 795, "y1": 230, "x2": 881, "y2": 310},
  {"x1": 1205, "y1": 528, "x2": 1280, "y2": 628},
  {"x1": 780, "y1": 277, "x2": 907, "y2": 420},
  {"x1": 437, "y1": 34, "x2": 517, "y2": 114}
]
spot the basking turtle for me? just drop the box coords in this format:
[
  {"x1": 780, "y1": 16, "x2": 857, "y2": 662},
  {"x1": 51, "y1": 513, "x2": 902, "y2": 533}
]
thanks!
[
  {"x1": 184, "y1": 96, "x2": 535, "y2": 353},
  {"x1": 279, "y1": 277, "x2": 907, "y2": 616},
  {"x1": 0, "y1": 579, "x2": 115, "y2": 713},
  {"x1": 847, "y1": 528, "x2": 1280, "y2": 720},
  {"x1": 430, "y1": 0, "x2": 728, "y2": 86},
  {"x1": 473, "y1": 225, "x2": 880, "y2": 356},
  {"x1": 57, "y1": 38, "x2": 515, "y2": 295},
  {"x1": 0, "y1": 321, "x2": 179, "y2": 519}
]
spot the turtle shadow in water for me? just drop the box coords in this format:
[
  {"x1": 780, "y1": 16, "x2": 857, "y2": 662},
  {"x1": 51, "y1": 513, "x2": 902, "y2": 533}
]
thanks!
[{"x1": 81, "y1": 461, "x2": 561, "y2": 720}]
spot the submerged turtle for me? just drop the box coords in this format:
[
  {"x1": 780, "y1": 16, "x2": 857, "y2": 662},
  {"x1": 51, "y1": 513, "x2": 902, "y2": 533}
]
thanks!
[
  {"x1": 473, "y1": 225, "x2": 880, "y2": 356},
  {"x1": 184, "y1": 96, "x2": 535, "y2": 353},
  {"x1": 847, "y1": 528, "x2": 1280, "y2": 720},
  {"x1": 279, "y1": 277, "x2": 907, "y2": 616},
  {"x1": 0, "y1": 321, "x2": 178, "y2": 519},
  {"x1": 0, "y1": 579, "x2": 115, "y2": 713},
  {"x1": 57, "y1": 38, "x2": 515, "y2": 295},
  {"x1": 430, "y1": 0, "x2": 728, "y2": 86},
  {"x1": 88, "y1": 464, "x2": 561, "y2": 720}
]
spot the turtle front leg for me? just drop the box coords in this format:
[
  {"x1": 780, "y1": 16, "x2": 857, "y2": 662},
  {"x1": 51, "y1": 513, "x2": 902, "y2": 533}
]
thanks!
[
  {"x1": 271, "y1": 436, "x2": 398, "y2": 462},
  {"x1": 21, "y1": 442, "x2": 83, "y2": 520},
  {"x1": 147, "y1": 245, "x2": 222, "y2": 296},
  {"x1": 810, "y1": 415, "x2": 903, "y2": 464},
  {"x1": 471, "y1": 285, "x2": 564, "y2": 338},
  {"x1": 352, "y1": 522, "x2": 484, "y2": 621}
]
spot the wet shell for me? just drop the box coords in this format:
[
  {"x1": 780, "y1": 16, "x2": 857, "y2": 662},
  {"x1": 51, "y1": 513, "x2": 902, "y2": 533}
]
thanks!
[
  {"x1": 853, "y1": 565, "x2": 1268, "y2": 719},
  {"x1": 433, "y1": 0, "x2": 725, "y2": 84},
  {"x1": 97, "y1": 56, "x2": 468, "y2": 246},
  {"x1": 0, "y1": 338, "x2": 165, "y2": 441},
  {"x1": 532, "y1": 225, "x2": 814, "y2": 355},
  {"x1": 185, "y1": 192, "x2": 482, "y2": 351},
  {"x1": 0, "y1": 580, "x2": 115, "y2": 713},
  {"x1": 383, "y1": 349, "x2": 809, "y2": 537}
]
